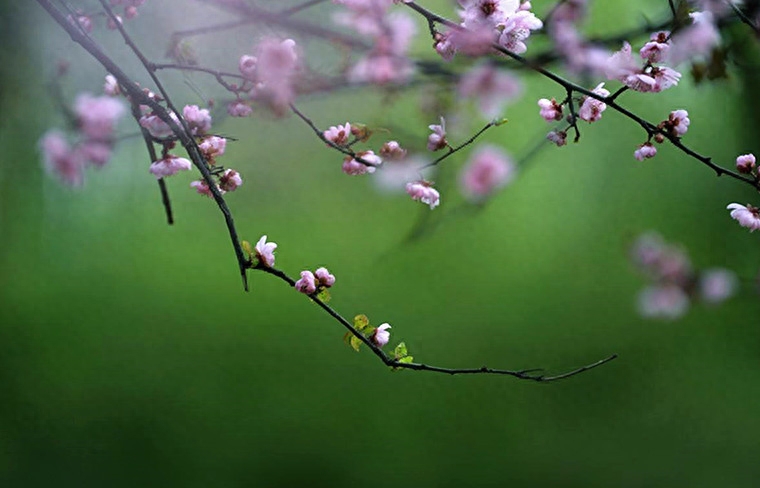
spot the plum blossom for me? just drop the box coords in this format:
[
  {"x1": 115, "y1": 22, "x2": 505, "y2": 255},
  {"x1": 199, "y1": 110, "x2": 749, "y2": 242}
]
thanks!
[
  {"x1": 324, "y1": 122, "x2": 352, "y2": 146},
  {"x1": 190, "y1": 180, "x2": 223, "y2": 198},
  {"x1": 458, "y1": 63, "x2": 521, "y2": 119},
  {"x1": 727, "y1": 203, "x2": 760, "y2": 231},
  {"x1": 254, "y1": 235, "x2": 277, "y2": 268},
  {"x1": 634, "y1": 143, "x2": 657, "y2": 161},
  {"x1": 199, "y1": 136, "x2": 227, "y2": 163},
  {"x1": 295, "y1": 270, "x2": 317, "y2": 295},
  {"x1": 238, "y1": 54, "x2": 257, "y2": 79},
  {"x1": 663, "y1": 110, "x2": 690, "y2": 137},
  {"x1": 538, "y1": 98, "x2": 563, "y2": 122},
  {"x1": 637, "y1": 285, "x2": 690, "y2": 320},
  {"x1": 427, "y1": 117, "x2": 447, "y2": 151},
  {"x1": 347, "y1": 12, "x2": 416, "y2": 84},
  {"x1": 578, "y1": 83, "x2": 609, "y2": 122},
  {"x1": 735, "y1": 154, "x2": 756, "y2": 174},
  {"x1": 342, "y1": 150, "x2": 382, "y2": 175},
  {"x1": 606, "y1": 42, "x2": 681, "y2": 93},
  {"x1": 139, "y1": 112, "x2": 179, "y2": 138},
  {"x1": 103, "y1": 74, "x2": 120, "y2": 96},
  {"x1": 699, "y1": 268, "x2": 738, "y2": 304},
  {"x1": 227, "y1": 101, "x2": 252, "y2": 118},
  {"x1": 182, "y1": 105, "x2": 212, "y2": 135},
  {"x1": 149, "y1": 155, "x2": 192, "y2": 179},
  {"x1": 219, "y1": 169, "x2": 243, "y2": 192},
  {"x1": 668, "y1": 11, "x2": 720, "y2": 65},
  {"x1": 314, "y1": 267, "x2": 336, "y2": 287},
  {"x1": 498, "y1": 9, "x2": 543, "y2": 54},
  {"x1": 379, "y1": 140, "x2": 407, "y2": 160},
  {"x1": 372, "y1": 323, "x2": 391, "y2": 348},
  {"x1": 546, "y1": 130, "x2": 567, "y2": 146},
  {"x1": 459, "y1": 144, "x2": 515, "y2": 201},
  {"x1": 39, "y1": 130, "x2": 84, "y2": 186},
  {"x1": 74, "y1": 93, "x2": 125, "y2": 140},
  {"x1": 639, "y1": 31, "x2": 670, "y2": 63},
  {"x1": 406, "y1": 180, "x2": 440, "y2": 209}
]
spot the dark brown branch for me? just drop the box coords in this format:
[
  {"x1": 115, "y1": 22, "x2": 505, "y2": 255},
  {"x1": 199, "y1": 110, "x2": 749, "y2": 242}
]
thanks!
[{"x1": 421, "y1": 121, "x2": 498, "y2": 170}]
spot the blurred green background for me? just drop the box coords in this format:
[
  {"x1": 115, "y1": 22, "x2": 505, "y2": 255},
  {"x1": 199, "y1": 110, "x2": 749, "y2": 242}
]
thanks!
[{"x1": 1, "y1": 1, "x2": 760, "y2": 487}]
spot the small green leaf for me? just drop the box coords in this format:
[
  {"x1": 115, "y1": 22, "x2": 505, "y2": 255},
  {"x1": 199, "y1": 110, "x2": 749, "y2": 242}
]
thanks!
[
  {"x1": 241, "y1": 240, "x2": 254, "y2": 259},
  {"x1": 317, "y1": 288, "x2": 331, "y2": 303},
  {"x1": 353, "y1": 314, "x2": 370, "y2": 332},
  {"x1": 343, "y1": 332, "x2": 362, "y2": 352},
  {"x1": 397, "y1": 356, "x2": 414, "y2": 364},
  {"x1": 394, "y1": 342, "x2": 408, "y2": 360}
]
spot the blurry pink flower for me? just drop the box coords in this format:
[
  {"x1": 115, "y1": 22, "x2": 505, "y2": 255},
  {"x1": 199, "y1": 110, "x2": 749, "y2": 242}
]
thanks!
[
  {"x1": 324, "y1": 122, "x2": 352, "y2": 146},
  {"x1": 578, "y1": 83, "x2": 609, "y2": 122},
  {"x1": 219, "y1": 169, "x2": 243, "y2": 192},
  {"x1": 78, "y1": 141, "x2": 113, "y2": 167},
  {"x1": 182, "y1": 105, "x2": 212, "y2": 135},
  {"x1": 74, "y1": 93, "x2": 125, "y2": 140},
  {"x1": 406, "y1": 180, "x2": 440, "y2": 209},
  {"x1": 546, "y1": 130, "x2": 567, "y2": 146},
  {"x1": 227, "y1": 101, "x2": 252, "y2": 118},
  {"x1": 634, "y1": 143, "x2": 657, "y2": 161},
  {"x1": 735, "y1": 154, "x2": 756, "y2": 174},
  {"x1": 190, "y1": 180, "x2": 223, "y2": 198},
  {"x1": 295, "y1": 270, "x2": 317, "y2": 295},
  {"x1": 104, "y1": 74, "x2": 120, "y2": 96},
  {"x1": 39, "y1": 130, "x2": 84, "y2": 186},
  {"x1": 639, "y1": 31, "x2": 670, "y2": 63},
  {"x1": 315, "y1": 267, "x2": 336, "y2": 287},
  {"x1": 637, "y1": 285, "x2": 690, "y2": 319},
  {"x1": 668, "y1": 11, "x2": 720, "y2": 65},
  {"x1": 427, "y1": 117, "x2": 447, "y2": 151},
  {"x1": 458, "y1": 63, "x2": 521, "y2": 119},
  {"x1": 538, "y1": 98, "x2": 563, "y2": 121},
  {"x1": 379, "y1": 140, "x2": 407, "y2": 160},
  {"x1": 448, "y1": 25, "x2": 496, "y2": 57},
  {"x1": 199, "y1": 136, "x2": 227, "y2": 162},
  {"x1": 342, "y1": 150, "x2": 381, "y2": 175},
  {"x1": 254, "y1": 235, "x2": 277, "y2": 268},
  {"x1": 149, "y1": 155, "x2": 192, "y2": 179},
  {"x1": 372, "y1": 323, "x2": 391, "y2": 348},
  {"x1": 459, "y1": 144, "x2": 515, "y2": 201},
  {"x1": 699, "y1": 268, "x2": 738, "y2": 304},
  {"x1": 434, "y1": 31, "x2": 457, "y2": 61},
  {"x1": 727, "y1": 203, "x2": 760, "y2": 231},
  {"x1": 238, "y1": 54, "x2": 258, "y2": 79}
]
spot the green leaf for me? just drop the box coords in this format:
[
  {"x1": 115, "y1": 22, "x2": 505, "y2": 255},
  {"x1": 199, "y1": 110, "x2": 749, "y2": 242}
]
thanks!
[
  {"x1": 317, "y1": 288, "x2": 331, "y2": 303},
  {"x1": 241, "y1": 240, "x2": 254, "y2": 260},
  {"x1": 353, "y1": 314, "x2": 370, "y2": 333},
  {"x1": 343, "y1": 332, "x2": 362, "y2": 352},
  {"x1": 397, "y1": 356, "x2": 414, "y2": 364},
  {"x1": 394, "y1": 342, "x2": 408, "y2": 360}
]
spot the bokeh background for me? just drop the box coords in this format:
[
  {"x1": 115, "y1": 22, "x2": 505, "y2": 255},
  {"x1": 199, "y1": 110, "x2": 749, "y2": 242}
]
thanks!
[{"x1": 1, "y1": 1, "x2": 760, "y2": 486}]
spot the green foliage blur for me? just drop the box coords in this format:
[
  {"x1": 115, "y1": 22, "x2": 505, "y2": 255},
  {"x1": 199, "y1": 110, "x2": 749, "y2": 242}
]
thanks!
[{"x1": 1, "y1": 1, "x2": 759, "y2": 487}]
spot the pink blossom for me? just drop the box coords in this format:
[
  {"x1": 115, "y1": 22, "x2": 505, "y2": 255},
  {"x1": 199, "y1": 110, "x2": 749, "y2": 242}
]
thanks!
[
  {"x1": 190, "y1": 180, "x2": 223, "y2": 198},
  {"x1": 406, "y1": 180, "x2": 440, "y2": 209},
  {"x1": 637, "y1": 285, "x2": 690, "y2": 320},
  {"x1": 606, "y1": 42, "x2": 680, "y2": 93},
  {"x1": 238, "y1": 54, "x2": 258, "y2": 79},
  {"x1": 639, "y1": 31, "x2": 670, "y2": 63},
  {"x1": 254, "y1": 38, "x2": 299, "y2": 111},
  {"x1": 104, "y1": 74, "x2": 120, "y2": 96},
  {"x1": 74, "y1": 93, "x2": 125, "y2": 140},
  {"x1": 372, "y1": 323, "x2": 391, "y2": 348},
  {"x1": 379, "y1": 140, "x2": 407, "y2": 160},
  {"x1": 227, "y1": 101, "x2": 252, "y2": 118},
  {"x1": 634, "y1": 143, "x2": 657, "y2": 161},
  {"x1": 458, "y1": 63, "x2": 521, "y2": 119},
  {"x1": 546, "y1": 130, "x2": 567, "y2": 146},
  {"x1": 106, "y1": 14, "x2": 123, "y2": 30},
  {"x1": 434, "y1": 31, "x2": 457, "y2": 61},
  {"x1": 342, "y1": 150, "x2": 381, "y2": 175},
  {"x1": 727, "y1": 203, "x2": 760, "y2": 231},
  {"x1": 578, "y1": 83, "x2": 609, "y2": 123},
  {"x1": 314, "y1": 267, "x2": 336, "y2": 287},
  {"x1": 78, "y1": 141, "x2": 113, "y2": 167},
  {"x1": 39, "y1": 130, "x2": 84, "y2": 186},
  {"x1": 348, "y1": 53, "x2": 414, "y2": 85},
  {"x1": 735, "y1": 154, "x2": 756, "y2": 174},
  {"x1": 459, "y1": 144, "x2": 515, "y2": 201},
  {"x1": 182, "y1": 105, "x2": 212, "y2": 135},
  {"x1": 665, "y1": 109, "x2": 690, "y2": 137},
  {"x1": 199, "y1": 136, "x2": 227, "y2": 162},
  {"x1": 124, "y1": 6, "x2": 138, "y2": 19},
  {"x1": 668, "y1": 11, "x2": 720, "y2": 65},
  {"x1": 498, "y1": 10, "x2": 543, "y2": 54},
  {"x1": 699, "y1": 268, "x2": 738, "y2": 304},
  {"x1": 538, "y1": 98, "x2": 563, "y2": 122},
  {"x1": 254, "y1": 235, "x2": 277, "y2": 268},
  {"x1": 427, "y1": 117, "x2": 447, "y2": 151},
  {"x1": 139, "y1": 112, "x2": 178, "y2": 138},
  {"x1": 324, "y1": 123, "x2": 352, "y2": 146},
  {"x1": 149, "y1": 155, "x2": 192, "y2": 179},
  {"x1": 448, "y1": 25, "x2": 496, "y2": 57},
  {"x1": 219, "y1": 169, "x2": 243, "y2": 192},
  {"x1": 459, "y1": 0, "x2": 515, "y2": 29},
  {"x1": 295, "y1": 270, "x2": 317, "y2": 295}
]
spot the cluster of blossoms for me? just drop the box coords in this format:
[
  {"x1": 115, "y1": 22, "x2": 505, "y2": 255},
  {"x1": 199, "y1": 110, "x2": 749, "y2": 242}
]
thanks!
[
  {"x1": 67, "y1": 0, "x2": 147, "y2": 32},
  {"x1": 605, "y1": 36, "x2": 681, "y2": 94},
  {"x1": 631, "y1": 232, "x2": 738, "y2": 319},
  {"x1": 295, "y1": 267, "x2": 336, "y2": 295},
  {"x1": 231, "y1": 38, "x2": 300, "y2": 117},
  {"x1": 39, "y1": 92, "x2": 125, "y2": 186},
  {"x1": 333, "y1": 0, "x2": 416, "y2": 84},
  {"x1": 435, "y1": 0, "x2": 543, "y2": 60},
  {"x1": 634, "y1": 109, "x2": 690, "y2": 161},
  {"x1": 727, "y1": 153, "x2": 760, "y2": 231}
]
